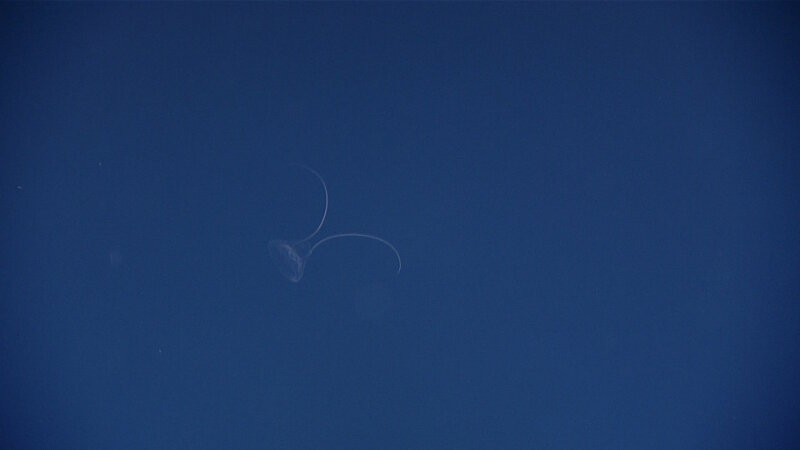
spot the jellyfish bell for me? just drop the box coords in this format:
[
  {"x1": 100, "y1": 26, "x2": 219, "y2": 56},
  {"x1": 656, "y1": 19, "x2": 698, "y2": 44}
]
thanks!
[{"x1": 268, "y1": 239, "x2": 310, "y2": 283}]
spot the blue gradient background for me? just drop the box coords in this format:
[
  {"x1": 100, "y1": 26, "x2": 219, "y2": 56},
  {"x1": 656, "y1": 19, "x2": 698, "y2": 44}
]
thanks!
[{"x1": 2, "y1": 3, "x2": 799, "y2": 448}]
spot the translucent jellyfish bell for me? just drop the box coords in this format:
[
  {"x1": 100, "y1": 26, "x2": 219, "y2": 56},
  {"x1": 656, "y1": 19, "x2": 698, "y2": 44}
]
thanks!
[
  {"x1": 267, "y1": 239, "x2": 309, "y2": 283},
  {"x1": 269, "y1": 165, "x2": 401, "y2": 283}
]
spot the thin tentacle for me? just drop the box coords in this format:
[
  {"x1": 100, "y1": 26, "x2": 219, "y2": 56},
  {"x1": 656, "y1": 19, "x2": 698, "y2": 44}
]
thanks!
[
  {"x1": 290, "y1": 164, "x2": 328, "y2": 243},
  {"x1": 309, "y1": 233, "x2": 402, "y2": 273}
]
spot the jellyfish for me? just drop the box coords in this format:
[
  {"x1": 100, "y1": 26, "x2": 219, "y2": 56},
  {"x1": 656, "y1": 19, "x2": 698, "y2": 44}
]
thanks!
[{"x1": 269, "y1": 164, "x2": 402, "y2": 282}]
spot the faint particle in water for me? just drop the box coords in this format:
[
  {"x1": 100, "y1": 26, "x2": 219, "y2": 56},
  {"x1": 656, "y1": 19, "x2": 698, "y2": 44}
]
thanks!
[
  {"x1": 109, "y1": 248, "x2": 123, "y2": 266},
  {"x1": 269, "y1": 164, "x2": 401, "y2": 283}
]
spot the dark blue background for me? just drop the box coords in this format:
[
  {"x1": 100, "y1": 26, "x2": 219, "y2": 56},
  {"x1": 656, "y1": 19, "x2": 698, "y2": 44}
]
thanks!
[{"x1": 2, "y1": 3, "x2": 799, "y2": 448}]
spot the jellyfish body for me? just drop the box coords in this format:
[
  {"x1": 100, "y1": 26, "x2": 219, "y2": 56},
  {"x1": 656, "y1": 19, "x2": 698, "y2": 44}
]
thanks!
[
  {"x1": 268, "y1": 239, "x2": 308, "y2": 283},
  {"x1": 270, "y1": 165, "x2": 401, "y2": 282}
]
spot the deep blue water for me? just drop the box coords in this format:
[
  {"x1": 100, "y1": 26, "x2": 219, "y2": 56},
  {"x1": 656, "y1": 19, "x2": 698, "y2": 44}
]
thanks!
[{"x1": 2, "y1": 3, "x2": 799, "y2": 449}]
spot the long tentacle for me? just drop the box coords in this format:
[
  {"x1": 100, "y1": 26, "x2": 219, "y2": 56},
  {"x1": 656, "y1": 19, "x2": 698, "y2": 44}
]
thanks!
[
  {"x1": 309, "y1": 233, "x2": 402, "y2": 273},
  {"x1": 291, "y1": 164, "x2": 328, "y2": 243}
]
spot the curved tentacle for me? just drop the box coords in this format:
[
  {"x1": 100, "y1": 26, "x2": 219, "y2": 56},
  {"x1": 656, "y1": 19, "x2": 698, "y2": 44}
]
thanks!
[
  {"x1": 309, "y1": 233, "x2": 402, "y2": 273},
  {"x1": 290, "y1": 164, "x2": 328, "y2": 243}
]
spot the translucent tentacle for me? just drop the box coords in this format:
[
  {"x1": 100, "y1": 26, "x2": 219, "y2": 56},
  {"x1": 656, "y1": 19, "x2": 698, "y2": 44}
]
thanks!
[
  {"x1": 291, "y1": 164, "x2": 328, "y2": 243},
  {"x1": 309, "y1": 233, "x2": 402, "y2": 273}
]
